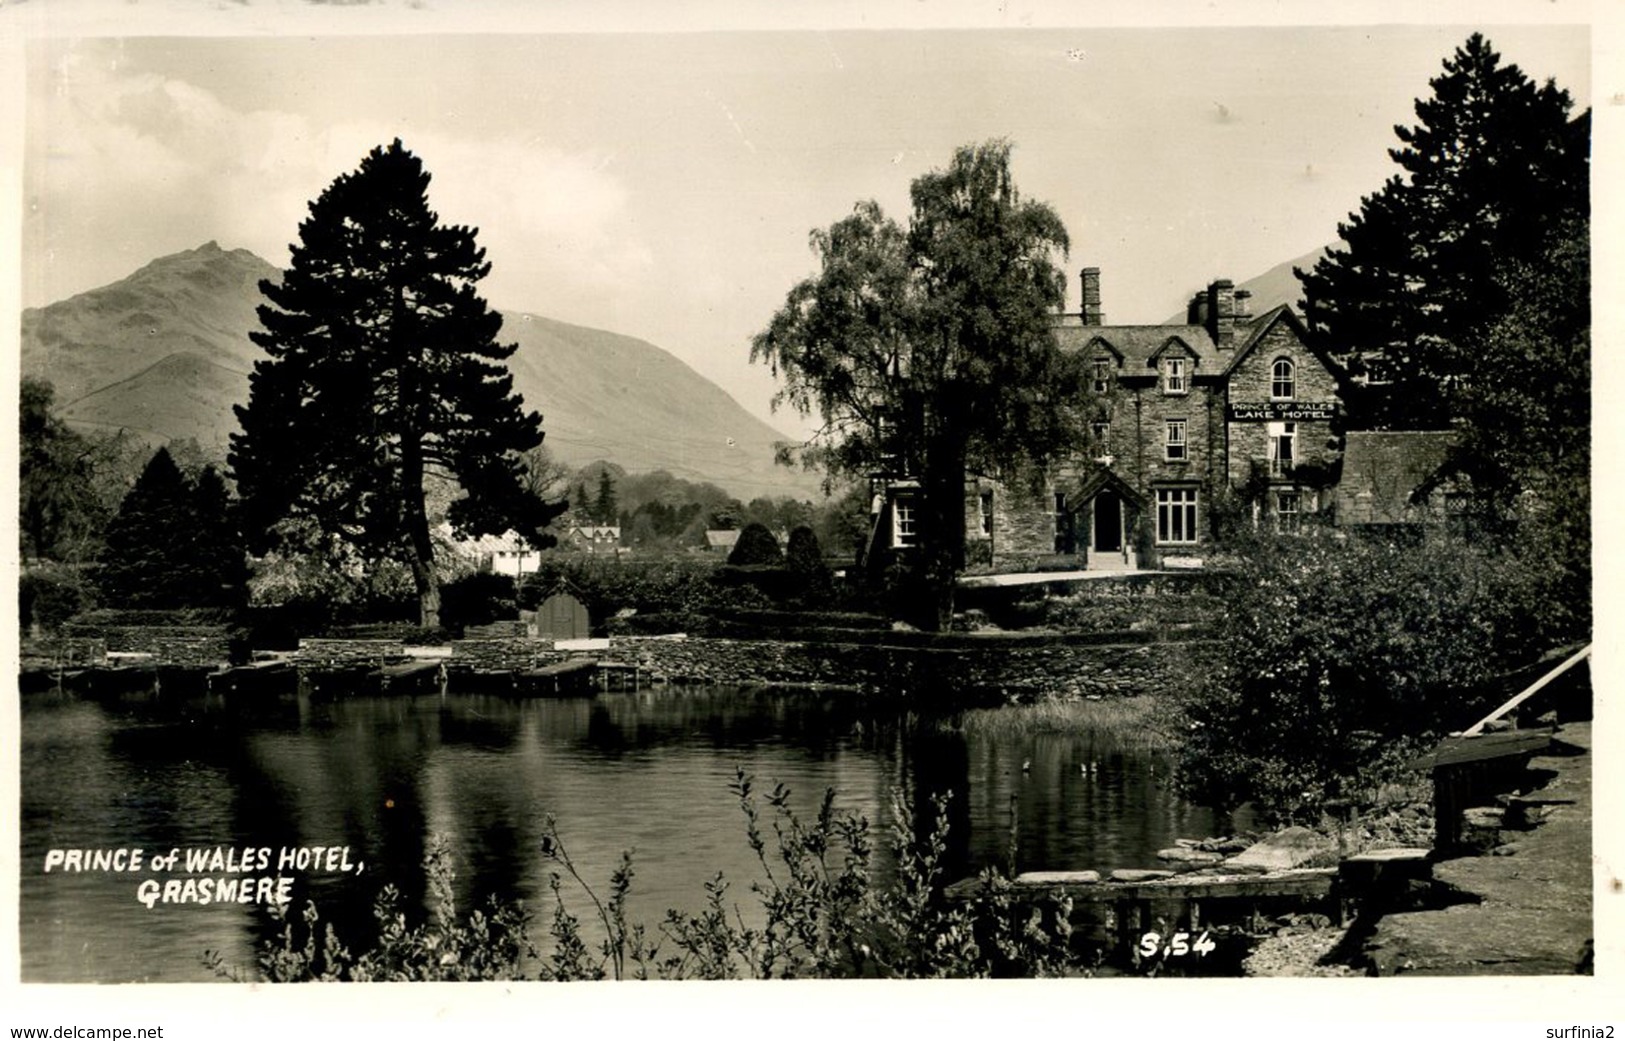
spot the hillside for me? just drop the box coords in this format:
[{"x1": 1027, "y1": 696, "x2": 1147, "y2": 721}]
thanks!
[
  {"x1": 21, "y1": 242, "x2": 274, "y2": 407},
  {"x1": 57, "y1": 351, "x2": 248, "y2": 445},
  {"x1": 1162, "y1": 245, "x2": 1339, "y2": 324},
  {"x1": 20, "y1": 243, "x2": 820, "y2": 500},
  {"x1": 502, "y1": 314, "x2": 814, "y2": 498}
]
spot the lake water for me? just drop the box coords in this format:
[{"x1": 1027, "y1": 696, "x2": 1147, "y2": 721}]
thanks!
[{"x1": 19, "y1": 683, "x2": 1240, "y2": 982}]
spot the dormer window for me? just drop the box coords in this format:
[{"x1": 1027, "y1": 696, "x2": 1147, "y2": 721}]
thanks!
[
  {"x1": 1164, "y1": 357, "x2": 1187, "y2": 395},
  {"x1": 1271, "y1": 358, "x2": 1295, "y2": 401},
  {"x1": 1092, "y1": 357, "x2": 1113, "y2": 394}
]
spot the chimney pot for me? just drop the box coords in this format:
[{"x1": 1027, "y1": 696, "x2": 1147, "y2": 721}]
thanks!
[
  {"x1": 1080, "y1": 267, "x2": 1104, "y2": 327},
  {"x1": 1207, "y1": 279, "x2": 1238, "y2": 347}
]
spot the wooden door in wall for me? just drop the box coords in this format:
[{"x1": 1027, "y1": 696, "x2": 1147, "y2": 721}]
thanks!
[{"x1": 1093, "y1": 491, "x2": 1123, "y2": 553}]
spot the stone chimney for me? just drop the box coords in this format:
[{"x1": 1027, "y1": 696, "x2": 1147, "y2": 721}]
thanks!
[
  {"x1": 1206, "y1": 279, "x2": 1237, "y2": 348},
  {"x1": 1080, "y1": 267, "x2": 1104, "y2": 326},
  {"x1": 1186, "y1": 292, "x2": 1208, "y2": 326},
  {"x1": 1235, "y1": 288, "x2": 1252, "y2": 319}
]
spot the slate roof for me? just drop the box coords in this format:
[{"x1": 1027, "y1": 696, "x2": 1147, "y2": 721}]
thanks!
[
  {"x1": 1055, "y1": 305, "x2": 1317, "y2": 379},
  {"x1": 1334, "y1": 431, "x2": 1458, "y2": 525},
  {"x1": 1055, "y1": 319, "x2": 1222, "y2": 374},
  {"x1": 705, "y1": 529, "x2": 741, "y2": 550}
]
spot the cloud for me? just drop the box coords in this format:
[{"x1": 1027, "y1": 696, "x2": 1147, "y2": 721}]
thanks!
[{"x1": 25, "y1": 43, "x2": 652, "y2": 311}]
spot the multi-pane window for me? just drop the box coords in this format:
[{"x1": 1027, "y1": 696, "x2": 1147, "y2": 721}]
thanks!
[
  {"x1": 1164, "y1": 357, "x2": 1187, "y2": 395},
  {"x1": 893, "y1": 499, "x2": 917, "y2": 547},
  {"x1": 1156, "y1": 488, "x2": 1199, "y2": 544},
  {"x1": 1268, "y1": 421, "x2": 1296, "y2": 476},
  {"x1": 1054, "y1": 492, "x2": 1073, "y2": 553},
  {"x1": 1165, "y1": 418, "x2": 1188, "y2": 461},
  {"x1": 1093, "y1": 357, "x2": 1113, "y2": 394},
  {"x1": 1271, "y1": 358, "x2": 1295, "y2": 400},
  {"x1": 979, "y1": 491, "x2": 994, "y2": 537},
  {"x1": 1445, "y1": 492, "x2": 1474, "y2": 538},
  {"x1": 1276, "y1": 491, "x2": 1301, "y2": 534},
  {"x1": 1091, "y1": 420, "x2": 1111, "y2": 454}
]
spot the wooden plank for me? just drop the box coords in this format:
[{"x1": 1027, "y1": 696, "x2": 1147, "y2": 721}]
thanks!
[
  {"x1": 1425, "y1": 729, "x2": 1553, "y2": 769},
  {"x1": 376, "y1": 661, "x2": 441, "y2": 679},
  {"x1": 1460, "y1": 644, "x2": 1590, "y2": 736},
  {"x1": 948, "y1": 867, "x2": 1335, "y2": 905},
  {"x1": 525, "y1": 660, "x2": 596, "y2": 678},
  {"x1": 517, "y1": 659, "x2": 598, "y2": 696}
]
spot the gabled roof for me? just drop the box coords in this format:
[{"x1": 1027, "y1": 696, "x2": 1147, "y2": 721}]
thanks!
[
  {"x1": 1147, "y1": 334, "x2": 1203, "y2": 365},
  {"x1": 1055, "y1": 322, "x2": 1220, "y2": 373},
  {"x1": 1056, "y1": 299, "x2": 1340, "y2": 386},
  {"x1": 705, "y1": 529, "x2": 741, "y2": 549},
  {"x1": 1064, "y1": 466, "x2": 1147, "y2": 511},
  {"x1": 1220, "y1": 305, "x2": 1337, "y2": 378},
  {"x1": 1334, "y1": 431, "x2": 1457, "y2": 525}
]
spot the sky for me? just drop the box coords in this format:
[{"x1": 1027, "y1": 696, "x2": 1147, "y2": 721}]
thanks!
[
  {"x1": 3, "y1": 1, "x2": 1623, "y2": 1029},
  {"x1": 11, "y1": 8, "x2": 1596, "y2": 440}
]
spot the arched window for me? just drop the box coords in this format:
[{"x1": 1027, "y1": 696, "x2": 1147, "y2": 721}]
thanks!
[{"x1": 1271, "y1": 358, "x2": 1295, "y2": 400}]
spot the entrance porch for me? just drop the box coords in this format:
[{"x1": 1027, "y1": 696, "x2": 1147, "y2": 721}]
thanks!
[{"x1": 1066, "y1": 469, "x2": 1145, "y2": 573}]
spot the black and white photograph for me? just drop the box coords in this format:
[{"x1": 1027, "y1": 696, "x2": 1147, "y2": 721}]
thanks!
[{"x1": 3, "y1": 0, "x2": 1618, "y2": 1033}]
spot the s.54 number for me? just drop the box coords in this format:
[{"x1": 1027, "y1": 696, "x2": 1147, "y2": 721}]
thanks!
[{"x1": 1138, "y1": 929, "x2": 1217, "y2": 958}]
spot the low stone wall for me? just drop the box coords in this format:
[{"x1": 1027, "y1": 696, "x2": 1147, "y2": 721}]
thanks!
[
  {"x1": 447, "y1": 638, "x2": 565, "y2": 672},
  {"x1": 33, "y1": 628, "x2": 1205, "y2": 702},
  {"x1": 295, "y1": 638, "x2": 405, "y2": 668},
  {"x1": 58, "y1": 624, "x2": 230, "y2": 667},
  {"x1": 22, "y1": 636, "x2": 109, "y2": 668},
  {"x1": 436, "y1": 632, "x2": 1207, "y2": 702}
]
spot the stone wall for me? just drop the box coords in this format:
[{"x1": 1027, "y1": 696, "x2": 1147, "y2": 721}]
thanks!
[
  {"x1": 436, "y1": 631, "x2": 1208, "y2": 703},
  {"x1": 58, "y1": 624, "x2": 230, "y2": 667},
  {"x1": 295, "y1": 638, "x2": 405, "y2": 668},
  {"x1": 35, "y1": 626, "x2": 1206, "y2": 704},
  {"x1": 966, "y1": 476, "x2": 1073, "y2": 571},
  {"x1": 1223, "y1": 318, "x2": 1342, "y2": 532},
  {"x1": 23, "y1": 636, "x2": 108, "y2": 668},
  {"x1": 447, "y1": 638, "x2": 565, "y2": 672}
]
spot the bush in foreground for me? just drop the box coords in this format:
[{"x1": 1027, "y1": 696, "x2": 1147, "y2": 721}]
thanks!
[
  {"x1": 215, "y1": 774, "x2": 1080, "y2": 982},
  {"x1": 1176, "y1": 529, "x2": 1570, "y2": 823}
]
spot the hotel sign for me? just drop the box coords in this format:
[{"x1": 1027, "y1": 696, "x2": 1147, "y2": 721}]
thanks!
[{"x1": 1227, "y1": 402, "x2": 1337, "y2": 422}]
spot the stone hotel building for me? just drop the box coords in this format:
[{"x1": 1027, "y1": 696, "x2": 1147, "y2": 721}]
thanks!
[{"x1": 869, "y1": 268, "x2": 1345, "y2": 574}]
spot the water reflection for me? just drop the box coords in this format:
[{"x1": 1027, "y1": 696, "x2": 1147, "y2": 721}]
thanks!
[{"x1": 20, "y1": 684, "x2": 1237, "y2": 982}]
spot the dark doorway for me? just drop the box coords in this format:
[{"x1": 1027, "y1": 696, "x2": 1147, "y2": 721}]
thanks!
[{"x1": 1093, "y1": 492, "x2": 1122, "y2": 553}]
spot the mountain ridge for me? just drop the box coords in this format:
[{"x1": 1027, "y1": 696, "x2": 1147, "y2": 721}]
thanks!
[
  {"x1": 1160, "y1": 245, "x2": 1339, "y2": 325},
  {"x1": 21, "y1": 243, "x2": 821, "y2": 500}
]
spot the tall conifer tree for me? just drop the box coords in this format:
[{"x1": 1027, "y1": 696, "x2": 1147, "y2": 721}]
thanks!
[
  {"x1": 594, "y1": 470, "x2": 618, "y2": 526},
  {"x1": 1296, "y1": 34, "x2": 1588, "y2": 429},
  {"x1": 230, "y1": 140, "x2": 564, "y2": 626},
  {"x1": 97, "y1": 449, "x2": 247, "y2": 608}
]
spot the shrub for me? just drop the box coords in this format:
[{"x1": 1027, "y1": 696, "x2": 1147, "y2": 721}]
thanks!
[
  {"x1": 18, "y1": 564, "x2": 97, "y2": 633},
  {"x1": 727, "y1": 522, "x2": 783, "y2": 566},
  {"x1": 517, "y1": 555, "x2": 758, "y2": 631},
  {"x1": 712, "y1": 564, "x2": 800, "y2": 604},
  {"x1": 219, "y1": 776, "x2": 1084, "y2": 982},
  {"x1": 1175, "y1": 528, "x2": 1565, "y2": 822},
  {"x1": 208, "y1": 837, "x2": 534, "y2": 982},
  {"x1": 440, "y1": 572, "x2": 518, "y2": 631},
  {"x1": 785, "y1": 525, "x2": 834, "y2": 604}
]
